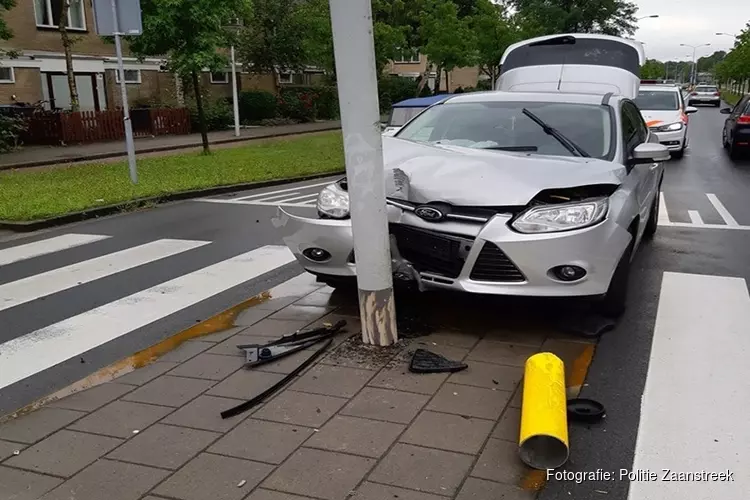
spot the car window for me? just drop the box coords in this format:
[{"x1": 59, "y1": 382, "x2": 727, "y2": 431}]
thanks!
[
  {"x1": 621, "y1": 102, "x2": 647, "y2": 148},
  {"x1": 730, "y1": 97, "x2": 749, "y2": 118},
  {"x1": 696, "y1": 86, "x2": 718, "y2": 93},
  {"x1": 389, "y1": 107, "x2": 427, "y2": 127},
  {"x1": 634, "y1": 90, "x2": 679, "y2": 110},
  {"x1": 396, "y1": 100, "x2": 615, "y2": 160},
  {"x1": 502, "y1": 37, "x2": 641, "y2": 76}
]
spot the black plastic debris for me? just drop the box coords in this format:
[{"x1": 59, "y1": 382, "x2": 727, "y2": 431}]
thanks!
[
  {"x1": 409, "y1": 348, "x2": 468, "y2": 374},
  {"x1": 567, "y1": 398, "x2": 606, "y2": 423}
]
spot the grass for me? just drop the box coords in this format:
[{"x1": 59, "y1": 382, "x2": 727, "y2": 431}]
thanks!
[
  {"x1": 721, "y1": 91, "x2": 742, "y2": 106},
  {"x1": 0, "y1": 132, "x2": 344, "y2": 222}
]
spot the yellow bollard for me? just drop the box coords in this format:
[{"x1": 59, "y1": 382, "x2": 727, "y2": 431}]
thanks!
[{"x1": 519, "y1": 352, "x2": 569, "y2": 470}]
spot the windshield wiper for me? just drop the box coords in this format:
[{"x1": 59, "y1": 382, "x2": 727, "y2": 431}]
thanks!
[
  {"x1": 481, "y1": 145, "x2": 538, "y2": 152},
  {"x1": 521, "y1": 108, "x2": 590, "y2": 158}
]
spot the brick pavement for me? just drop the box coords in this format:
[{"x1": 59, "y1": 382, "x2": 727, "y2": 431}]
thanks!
[{"x1": 0, "y1": 273, "x2": 595, "y2": 500}]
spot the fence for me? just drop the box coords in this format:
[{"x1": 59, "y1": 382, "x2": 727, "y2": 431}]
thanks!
[{"x1": 20, "y1": 108, "x2": 191, "y2": 145}]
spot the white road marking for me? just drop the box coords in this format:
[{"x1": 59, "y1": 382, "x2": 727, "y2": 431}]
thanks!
[
  {"x1": 665, "y1": 222, "x2": 750, "y2": 231},
  {"x1": 277, "y1": 193, "x2": 319, "y2": 204},
  {"x1": 658, "y1": 192, "x2": 671, "y2": 225},
  {"x1": 254, "y1": 192, "x2": 300, "y2": 202},
  {"x1": 688, "y1": 210, "x2": 704, "y2": 225},
  {"x1": 629, "y1": 272, "x2": 750, "y2": 500},
  {"x1": 0, "y1": 234, "x2": 110, "y2": 267},
  {"x1": 232, "y1": 180, "x2": 331, "y2": 201},
  {"x1": 706, "y1": 194, "x2": 739, "y2": 226},
  {"x1": 0, "y1": 245, "x2": 296, "y2": 390},
  {"x1": 0, "y1": 239, "x2": 209, "y2": 313}
]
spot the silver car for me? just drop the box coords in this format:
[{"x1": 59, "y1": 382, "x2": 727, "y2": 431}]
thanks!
[
  {"x1": 277, "y1": 91, "x2": 670, "y2": 316},
  {"x1": 687, "y1": 85, "x2": 721, "y2": 107}
]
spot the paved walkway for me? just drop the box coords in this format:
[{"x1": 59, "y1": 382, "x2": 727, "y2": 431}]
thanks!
[
  {"x1": 0, "y1": 121, "x2": 341, "y2": 170},
  {"x1": 0, "y1": 273, "x2": 595, "y2": 500}
]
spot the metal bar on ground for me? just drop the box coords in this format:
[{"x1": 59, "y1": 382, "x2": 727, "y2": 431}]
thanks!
[{"x1": 328, "y1": 0, "x2": 397, "y2": 346}]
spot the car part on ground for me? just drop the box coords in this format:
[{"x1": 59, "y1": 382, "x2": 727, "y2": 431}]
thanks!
[
  {"x1": 237, "y1": 320, "x2": 347, "y2": 367},
  {"x1": 409, "y1": 348, "x2": 468, "y2": 373},
  {"x1": 567, "y1": 398, "x2": 606, "y2": 423}
]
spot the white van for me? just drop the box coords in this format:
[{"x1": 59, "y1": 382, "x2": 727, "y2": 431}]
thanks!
[{"x1": 495, "y1": 34, "x2": 646, "y2": 100}]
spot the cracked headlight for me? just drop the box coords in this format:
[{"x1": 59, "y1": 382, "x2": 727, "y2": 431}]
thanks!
[
  {"x1": 651, "y1": 122, "x2": 683, "y2": 132},
  {"x1": 317, "y1": 182, "x2": 350, "y2": 219},
  {"x1": 512, "y1": 198, "x2": 609, "y2": 234}
]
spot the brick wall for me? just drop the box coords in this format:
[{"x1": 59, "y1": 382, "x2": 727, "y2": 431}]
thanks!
[
  {"x1": 104, "y1": 70, "x2": 178, "y2": 108},
  {"x1": 0, "y1": 68, "x2": 43, "y2": 104},
  {"x1": 0, "y1": 0, "x2": 119, "y2": 56}
]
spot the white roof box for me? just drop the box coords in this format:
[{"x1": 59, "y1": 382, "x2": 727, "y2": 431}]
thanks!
[{"x1": 495, "y1": 34, "x2": 646, "y2": 100}]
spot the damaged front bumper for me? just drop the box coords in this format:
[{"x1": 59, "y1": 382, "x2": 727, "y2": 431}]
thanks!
[{"x1": 274, "y1": 205, "x2": 631, "y2": 297}]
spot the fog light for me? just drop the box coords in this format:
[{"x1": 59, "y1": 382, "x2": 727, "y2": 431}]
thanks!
[
  {"x1": 303, "y1": 248, "x2": 331, "y2": 262},
  {"x1": 552, "y1": 265, "x2": 586, "y2": 282}
]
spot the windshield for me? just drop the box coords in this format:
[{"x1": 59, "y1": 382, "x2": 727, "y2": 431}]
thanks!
[
  {"x1": 635, "y1": 90, "x2": 679, "y2": 111},
  {"x1": 389, "y1": 107, "x2": 427, "y2": 127},
  {"x1": 396, "y1": 101, "x2": 614, "y2": 160}
]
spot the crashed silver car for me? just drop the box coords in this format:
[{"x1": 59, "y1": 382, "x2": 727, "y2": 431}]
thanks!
[{"x1": 277, "y1": 91, "x2": 669, "y2": 315}]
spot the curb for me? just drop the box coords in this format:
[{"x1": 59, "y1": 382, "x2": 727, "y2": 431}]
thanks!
[
  {"x1": 0, "y1": 290, "x2": 276, "y2": 423},
  {"x1": 0, "y1": 123, "x2": 342, "y2": 171},
  {"x1": 0, "y1": 170, "x2": 344, "y2": 232}
]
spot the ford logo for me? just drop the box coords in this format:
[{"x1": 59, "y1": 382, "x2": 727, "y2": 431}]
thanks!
[{"x1": 414, "y1": 206, "x2": 445, "y2": 221}]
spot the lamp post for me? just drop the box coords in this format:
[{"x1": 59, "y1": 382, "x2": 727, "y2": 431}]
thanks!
[
  {"x1": 225, "y1": 19, "x2": 242, "y2": 138},
  {"x1": 637, "y1": 14, "x2": 659, "y2": 20},
  {"x1": 715, "y1": 32, "x2": 736, "y2": 38},
  {"x1": 680, "y1": 43, "x2": 711, "y2": 86}
]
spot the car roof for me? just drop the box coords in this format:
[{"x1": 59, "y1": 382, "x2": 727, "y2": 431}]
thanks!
[
  {"x1": 441, "y1": 90, "x2": 615, "y2": 106},
  {"x1": 639, "y1": 85, "x2": 681, "y2": 92},
  {"x1": 392, "y1": 95, "x2": 453, "y2": 108}
]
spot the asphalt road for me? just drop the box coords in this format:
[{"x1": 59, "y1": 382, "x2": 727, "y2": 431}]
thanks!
[{"x1": 1, "y1": 104, "x2": 748, "y2": 498}]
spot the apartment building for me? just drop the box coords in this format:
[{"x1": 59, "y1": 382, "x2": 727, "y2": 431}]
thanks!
[
  {"x1": 0, "y1": 0, "x2": 282, "y2": 110},
  {"x1": 385, "y1": 50, "x2": 486, "y2": 92}
]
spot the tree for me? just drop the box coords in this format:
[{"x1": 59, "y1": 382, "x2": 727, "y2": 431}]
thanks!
[
  {"x1": 640, "y1": 59, "x2": 665, "y2": 80},
  {"x1": 715, "y1": 24, "x2": 750, "y2": 94},
  {"x1": 470, "y1": 0, "x2": 523, "y2": 84},
  {"x1": 238, "y1": 0, "x2": 308, "y2": 90},
  {"x1": 59, "y1": 0, "x2": 80, "y2": 111},
  {"x1": 127, "y1": 0, "x2": 248, "y2": 153},
  {"x1": 0, "y1": 0, "x2": 17, "y2": 60},
  {"x1": 511, "y1": 0, "x2": 638, "y2": 37},
  {"x1": 419, "y1": 0, "x2": 478, "y2": 93}
]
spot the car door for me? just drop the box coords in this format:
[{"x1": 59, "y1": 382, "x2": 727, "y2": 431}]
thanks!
[
  {"x1": 727, "y1": 96, "x2": 750, "y2": 143},
  {"x1": 621, "y1": 101, "x2": 657, "y2": 234}
]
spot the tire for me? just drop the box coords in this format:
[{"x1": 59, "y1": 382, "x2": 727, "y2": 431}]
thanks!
[
  {"x1": 596, "y1": 239, "x2": 634, "y2": 318},
  {"x1": 643, "y1": 191, "x2": 660, "y2": 240},
  {"x1": 715, "y1": 102, "x2": 721, "y2": 108},
  {"x1": 671, "y1": 148, "x2": 684, "y2": 159},
  {"x1": 314, "y1": 274, "x2": 357, "y2": 290},
  {"x1": 722, "y1": 129, "x2": 729, "y2": 149},
  {"x1": 729, "y1": 141, "x2": 744, "y2": 161},
  {"x1": 688, "y1": 100, "x2": 694, "y2": 107}
]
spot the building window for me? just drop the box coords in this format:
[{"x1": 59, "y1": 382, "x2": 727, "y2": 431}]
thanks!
[
  {"x1": 115, "y1": 69, "x2": 141, "y2": 84},
  {"x1": 34, "y1": 0, "x2": 86, "y2": 30},
  {"x1": 394, "y1": 50, "x2": 420, "y2": 64},
  {"x1": 210, "y1": 72, "x2": 229, "y2": 84},
  {"x1": 278, "y1": 72, "x2": 293, "y2": 84},
  {"x1": 0, "y1": 66, "x2": 14, "y2": 83}
]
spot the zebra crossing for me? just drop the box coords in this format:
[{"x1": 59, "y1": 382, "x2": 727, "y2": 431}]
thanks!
[
  {"x1": 659, "y1": 191, "x2": 750, "y2": 230},
  {"x1": 0, "y1": 233, "x2": 297, "y2": 393},
  {"x1": 197, "y1": 180, "x2": 331, "y2": 207}
]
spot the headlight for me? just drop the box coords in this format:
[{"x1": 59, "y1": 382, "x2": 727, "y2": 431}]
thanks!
[
  {"x1": 512, "y1": 198, "x2": 609, "y2": 234},
  {"x1": 317, "y1": 182, "x2": 350, "y2": 219},
  {"x1": 651, "y1": 122, "x2": 683, "y2": 132}
]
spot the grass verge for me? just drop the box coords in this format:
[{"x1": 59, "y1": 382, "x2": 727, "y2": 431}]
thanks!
[
  {"x1": 721, "y1": 91, "x2": 742, "y2": 106},
  {"x1": 0, "y1": 132, "x2": 344, "y2": 222}
]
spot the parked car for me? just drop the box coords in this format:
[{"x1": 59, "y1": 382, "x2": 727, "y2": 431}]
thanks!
[
  {"x1": 720, "y1": 95, "x2": 750, "y2": 159},
  {"x1": 635, "y1": 84, "x2": 698, "y2": 159},
  {"x1": 687, "y1": 85, "x2": 721, "y2": 107},
  {"x1": 277, "y1": 89, "x2": 669, "y2": 316},
  {"x1": 381, "y1": 94, "x2": 452, "y2": 136}
]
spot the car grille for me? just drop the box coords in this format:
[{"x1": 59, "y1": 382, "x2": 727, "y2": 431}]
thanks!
[
  {"x1": 469, "y1": 242, "x2": 526, "y2": 282},
  {"x1": 390, "y1": 224, "x2": 469, "y2": 278}
]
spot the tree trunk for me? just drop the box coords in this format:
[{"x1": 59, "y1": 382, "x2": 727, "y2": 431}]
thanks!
[
  {"x1": 445, "y1": 70, "x2": 449, "y2": 93},
  {"x1": 191, "y1": 70, "x2": 210, "y2": 154},
  {"x1": 59, "y1": 0, "x2": 79, "y2": 112},
  {"x1": 434, "y1": 66, "x2": 443, "y2": 95}
]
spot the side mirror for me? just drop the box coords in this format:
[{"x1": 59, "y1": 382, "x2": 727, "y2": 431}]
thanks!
[
  {"x1": 684, "y1": 106, "x2": 698, "y2": 114},
  {"x1": 720, "y1": 107, "x2": 732, "y2": 115},
  {"x1": 630, "y1": 143, "x2": 670, "y2": 165}
]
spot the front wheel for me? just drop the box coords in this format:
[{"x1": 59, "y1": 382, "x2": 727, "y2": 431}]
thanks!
[
  {"x1": 596, "y1": 240, "x2": 634, "y2": 318},
  {"x1": 643, "y1": 192, "x2": 660, "y2": 240},
  {"x1": 671, "y1": 148, "x2": 685, "y2": 159}
]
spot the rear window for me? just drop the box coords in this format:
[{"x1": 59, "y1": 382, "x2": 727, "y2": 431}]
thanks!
[
  {"x1": 502, "y1": 37, "x2": 641, "y2": 76},
  {"x1": 696, "y1": 86, "x2": 718, "y2": 93},
  {"x1": 634, "y1": 90, "x2": 679, "y2": 111}
]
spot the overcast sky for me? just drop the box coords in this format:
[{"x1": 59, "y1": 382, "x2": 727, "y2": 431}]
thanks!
[{"x1": 631, "y1": 0, "x2": 749, "y2": 61}]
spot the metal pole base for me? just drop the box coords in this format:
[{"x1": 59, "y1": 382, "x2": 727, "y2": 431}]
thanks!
[{"x1": 358, "y1": 288, "x2": 397, "y2": 346}]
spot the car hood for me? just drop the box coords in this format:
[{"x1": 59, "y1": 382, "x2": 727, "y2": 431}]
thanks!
[
  {"x1": 640, "y1": 109, "x2": 683, "y2": 128},
  {"x1": 381, "y1": 137, "x2": 626, "y2": 206}
]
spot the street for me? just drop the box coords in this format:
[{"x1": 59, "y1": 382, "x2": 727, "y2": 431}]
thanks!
[{"x1": 1, "y1": 104, "x2": 749, "y2": 499}]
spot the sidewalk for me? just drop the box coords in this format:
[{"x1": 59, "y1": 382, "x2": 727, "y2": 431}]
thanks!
[
  {"x1": 0, "y1": 121, "x2": 341, "y2": 170},
  {"x1": 0, "y1": 274, "x2": 595, "y2": 500}
]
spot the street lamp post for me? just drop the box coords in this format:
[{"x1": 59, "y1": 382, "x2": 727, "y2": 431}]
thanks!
[
  {"x1": 637, "y1": 14, "x2": 659, "y2": 20},
  {"x1": 716, "y1": 32, "x2": 736, "y2": 38},
  {"x1": 680, "y1": 43, "x2": 711, "y2": 86},
  {"x1": 230, "y1": 45, "x2": 240, "y2": 137},
  {"x1": 328, "y1": 0, "x2": 398, "y2": 346}
]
